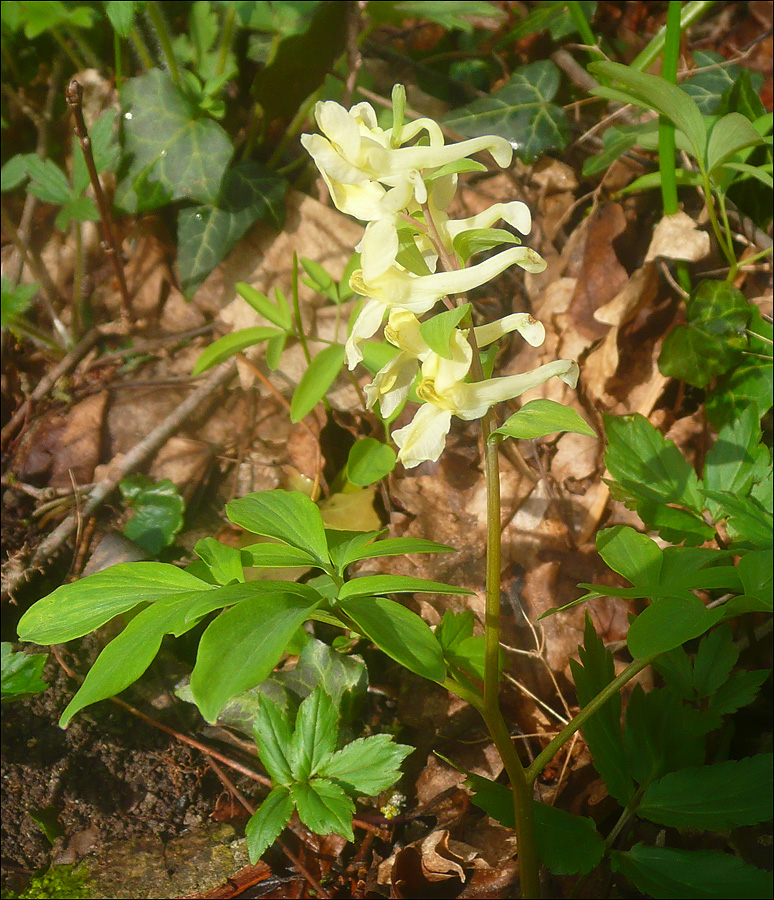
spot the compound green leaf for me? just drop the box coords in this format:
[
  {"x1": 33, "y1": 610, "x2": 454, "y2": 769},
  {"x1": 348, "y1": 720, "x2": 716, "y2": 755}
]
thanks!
[
  {"x1": 443, "y1": 61, "x2": 570, "y2": 161},
  {"x1": 254, "y1": 694, "x2": 294, "y2": 784},
  {"x1": 627, "y1": 594, "x2": 723, "y2": 659},
  {"x1": 533, "y1": 803, "x2": 605, "y2": 876},
  {"x1": 289, "y1": 686, "x2": 338, "y2": 781},
  {"x1": 604, "y1": 413, "x2": 705, "y2": 515},
  {"x1": 569, "y1": 615, "x2": 635, "y2": 805},
  {"x1": 290, "y1": 779, "x2": 354, "y2": 840}
]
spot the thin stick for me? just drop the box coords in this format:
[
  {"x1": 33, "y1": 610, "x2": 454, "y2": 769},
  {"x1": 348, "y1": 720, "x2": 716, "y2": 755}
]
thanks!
[
  {"x1": 1, "y1": 361, "x2": 236, "y2": 599},
  {"x1": 1, "y1": 327, "x2": 101, "y2": 449},
  {"x1": 65, "y1": 79, "x2": 133, "y2": 322}
]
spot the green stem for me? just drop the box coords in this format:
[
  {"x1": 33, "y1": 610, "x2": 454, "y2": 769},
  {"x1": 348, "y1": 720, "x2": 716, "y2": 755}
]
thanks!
[
  {"x1": 292, "y1": 254, "x2": 313, "y2": 366},
  {"x1": 630, "y1": 1, "x2": 717, "y2": 72},
  {"x1": 526, "y1": 654, "x2": 658, "y2": 785},
  {"x1": 566, "y1": 2, "x2": 603, "y2": 60},
  {"x1": 700, "y1": 171, "x2": 737, "y2": 271},
  {"x1": 129, "y1": 26, "x2": 154, "y2": 70},
  {"x1": 215, "y1": 4, "x2": 236, "y2": 78},
  {"x1": 660, "y1": 0, "x2": 692, "y2": 293},
  {"x1": 417, "y1": 197, "x2": 541, "y2": 896},
  {"x1": 50, "y1": 26, "x2": 85, "y2": 71},
  {"x1": 147, "y1": 1, "x2": 180, "y2": 85},
  {"x1": 113, "y1": 31, "x2": 123, "y2": 91}
]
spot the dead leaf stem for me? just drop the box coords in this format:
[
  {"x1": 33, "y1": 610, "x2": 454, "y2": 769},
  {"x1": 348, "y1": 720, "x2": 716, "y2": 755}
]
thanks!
[{"x1": 65, "y1": 79, "x2": 133, "y2": 322}]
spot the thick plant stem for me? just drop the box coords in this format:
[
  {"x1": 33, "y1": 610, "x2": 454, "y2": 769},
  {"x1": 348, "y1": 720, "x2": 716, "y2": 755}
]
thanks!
[
  {"x1": 480, "y1": 429, "x2": 541, "y2": 899},
  {"x1": 421, "y1": 198, "x2": 542, "y2": 897},
  {"x1": 660, "y1": 0, "x2": 692, "y2": 294}
]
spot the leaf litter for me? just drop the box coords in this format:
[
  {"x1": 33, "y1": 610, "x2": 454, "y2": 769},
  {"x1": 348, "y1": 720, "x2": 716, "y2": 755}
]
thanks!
[{"x1": 2, "y1": 6, "x2": 772, "y2": 898}]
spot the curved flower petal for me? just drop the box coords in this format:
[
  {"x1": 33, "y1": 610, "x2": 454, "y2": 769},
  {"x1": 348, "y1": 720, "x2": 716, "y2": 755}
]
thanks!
[
  {"x1": 345, "y1": 299, "x2": 388, "y2": 369},
  {"x1": 364, "y1": 351, "x2": 418, "y2": 417},
  {"x1": 393, "y1": 405, "x2": 452, "y2": 468},
  {"x1": 451, "y1": 359, "x2": 580, "y2": 420},
  {"x1": 474, "y1": 313, "x2": 545, "y2": 349},
  {"x1": 445, "y1": 200, "x2": 533, "y2": 240},
  {"x1": 351, "y1": 246, "x2": 547, "y2": 314}
]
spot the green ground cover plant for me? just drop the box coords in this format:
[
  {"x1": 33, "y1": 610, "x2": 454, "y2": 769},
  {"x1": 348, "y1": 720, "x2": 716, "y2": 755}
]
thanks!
[{"x1": 2, "y1": 2, "x2": 772, "y2": 898}]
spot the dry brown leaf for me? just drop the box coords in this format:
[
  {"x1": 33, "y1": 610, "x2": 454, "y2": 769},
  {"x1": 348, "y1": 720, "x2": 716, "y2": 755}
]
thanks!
[
  {"x1": 48, "y1": 391, "x2": 108, "y2": 488},
  {"x1": 567, "y1": 202, "x2": 629, "y2": 339},
  {"x1": 644, "y1": 211, "x2": 710, "y2": 263}
]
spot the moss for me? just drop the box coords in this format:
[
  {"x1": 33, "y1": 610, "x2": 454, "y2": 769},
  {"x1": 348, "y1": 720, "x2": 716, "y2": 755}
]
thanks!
[{"x1": 4, "y1": 865, "x2": 91, "y2": 900}]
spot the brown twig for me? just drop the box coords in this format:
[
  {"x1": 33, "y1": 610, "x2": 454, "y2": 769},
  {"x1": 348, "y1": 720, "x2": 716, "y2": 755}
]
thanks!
[
  {"x1": 1, "y1": 327, "x2": 102, "y2": 449},
  {"x1": 65, "y1": 79, "x2": 133, "y2": 322},
  {"x1": 0, "y1": 203, "x2": 71, "y2": 345},
  {"x1": 1, "y1": 361, "x2": 236, "y2": 599},
  {"x1": 342, "y1": 1, "x2": 367, "y2": 108}
]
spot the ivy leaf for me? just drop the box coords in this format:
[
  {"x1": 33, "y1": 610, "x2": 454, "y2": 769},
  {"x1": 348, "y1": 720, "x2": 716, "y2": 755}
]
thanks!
[
  {"x1": 443, "y1": 61, "x2": 570, "y2": 161},
  {"x1": 117, "y1": 69, "x2": 233, "y2": 212},
  {"x1": 178, "y1": 162, "x2": 287, "y2": 298},
  {"x1": 611, "y1": 844, "x2": 773, "y2": 899},
  {"x1": 119, "y1": 475, "x2": 185, "y2": 555},
  {"x1": 659, "y1": 280, "x2": 751, "y2": 389}
]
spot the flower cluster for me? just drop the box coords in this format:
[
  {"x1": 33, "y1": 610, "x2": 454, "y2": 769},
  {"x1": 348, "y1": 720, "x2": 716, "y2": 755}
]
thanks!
[{"x1": 301, "y1": 87, "x2": 578, "y2": 467}]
